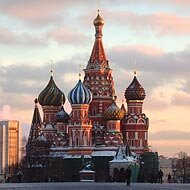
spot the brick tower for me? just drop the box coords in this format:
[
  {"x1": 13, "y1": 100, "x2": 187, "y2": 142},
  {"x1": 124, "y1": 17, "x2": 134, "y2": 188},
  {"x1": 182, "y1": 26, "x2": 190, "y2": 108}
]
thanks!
[
  {"x1": 83, "y1": 11, "x2": 115, "y2": 145},
  {"x1": 121, "y1": 72, "x2": 149, "y2": 154},
  {"x1": 67, "y1": 74, "x2": 93, "y2": 154}
]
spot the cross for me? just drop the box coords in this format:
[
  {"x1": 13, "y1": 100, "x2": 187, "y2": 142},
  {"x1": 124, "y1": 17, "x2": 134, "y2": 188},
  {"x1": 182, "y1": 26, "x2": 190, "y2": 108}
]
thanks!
[
  {"x1": 50, "y1": 59, "x2": 54, "y2": 76},
  {"x1": 134, "y1": 61, "x2": 137, "y2": 76},
  {"x1": 79, "y1": 63, "x2": 83, "y2": 79}
]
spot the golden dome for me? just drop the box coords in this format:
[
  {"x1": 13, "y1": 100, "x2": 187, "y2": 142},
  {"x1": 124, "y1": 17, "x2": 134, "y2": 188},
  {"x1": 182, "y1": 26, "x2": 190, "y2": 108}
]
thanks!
[
  {"x1": 93, "y1": 10, "x2": 104, "y2": 26},
  {"x1": 104, "y1": 98, "x2": 125, "y2": 120}
]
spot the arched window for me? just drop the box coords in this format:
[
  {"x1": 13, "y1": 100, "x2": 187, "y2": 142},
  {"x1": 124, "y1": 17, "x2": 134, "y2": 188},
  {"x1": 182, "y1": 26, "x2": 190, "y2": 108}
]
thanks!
[
  {"x1": 137, "y1": 119, "x2": 145, "y2": 124},
  {"x1": 128, "y1": 119, "x2": 136, "y2": 124}
]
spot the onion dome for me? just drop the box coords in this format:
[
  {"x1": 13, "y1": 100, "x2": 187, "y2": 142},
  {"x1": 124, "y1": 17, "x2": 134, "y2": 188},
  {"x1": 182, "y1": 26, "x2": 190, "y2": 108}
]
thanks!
[
  {"x1": 38, "y1": 71, "x2": 65, "y2": 106},
  {"x1": 104, "y1": 96, "x2": 125, "y2": 120},
  {"x1": 68, "y1": 76, "x2": 92, "y2": 104},
  {"x1": 93, "y1": 10, "x2": 104, "y2": 26},
  {"x1": 55, "y1": 106, "x2": 70, "y2": 123},
  {"x1": 125, "y1": 73, "x2": 146, "y2": 101}
]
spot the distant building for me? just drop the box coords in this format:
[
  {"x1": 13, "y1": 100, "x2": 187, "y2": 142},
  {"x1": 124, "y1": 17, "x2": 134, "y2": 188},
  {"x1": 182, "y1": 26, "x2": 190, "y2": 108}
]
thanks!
[{"x1": 0, "y1": 120, "x2": 20, "y2": 175}]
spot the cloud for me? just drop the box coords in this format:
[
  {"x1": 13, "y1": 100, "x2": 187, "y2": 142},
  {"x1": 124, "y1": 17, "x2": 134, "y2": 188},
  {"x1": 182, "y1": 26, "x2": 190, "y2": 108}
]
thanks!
[
  {"x1": 48, "y1": 28, "x2": 90, "y2": 45},
  {"x1": 149, "y1": 130, "x2": 190, "y2": 156},
  {"x1": 149, "y1": 130, "x2": 190, "y2": 141},
  {"x1": 105, "y1": 10, "x2": 190, "y2": 36},
  {"x1": 0, "y1": 54, "x2": 88, "y2": 111},
  {"x1": 0, "y1": 0, "x2": 99, "y2": 26},
  {"x1": 108, "y1": 44, "x2": 190, "y2": 111},
  {"x1": 173, "y1": 0, "x2": 190, "y2": 6},
  {"x1": 0, "y1": 26, "x2": 90, "y2": 47},
  {"x1": 0, "y1": 1, "x2": 64, "y2": 25},
  {"x1": 0, "y1": 27, "x2": 47, "y2": 46},
  {"x1": 149, "y1": 140, "x2": 190, "y2": 157},
  {"x1": 109, "y1": 44, "x2": 190, "y2": 81},
  {"x1": 0, "y1": 105, "x2": 13, "y2": 120},
  {"x1": 172, "y1": 91, "x2": 190, "y2": 106}
]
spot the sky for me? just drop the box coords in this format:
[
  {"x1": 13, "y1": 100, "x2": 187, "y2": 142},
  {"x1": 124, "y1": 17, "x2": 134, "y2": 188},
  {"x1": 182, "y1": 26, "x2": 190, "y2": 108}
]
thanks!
[{"x1": 0, "y1": 0, "x2": 190, "y2": 157}]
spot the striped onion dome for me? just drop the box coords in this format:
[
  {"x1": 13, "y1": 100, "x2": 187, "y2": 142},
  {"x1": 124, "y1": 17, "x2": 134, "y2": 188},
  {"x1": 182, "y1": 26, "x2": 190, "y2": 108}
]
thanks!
[
  {"x1": 38, "y1": 72, "x2": 65, "y2": 106},
  {"x1": 68, "y1": 78, "x2": 92, "y2": 104},
  {"x1": 104, "y1": 97, "x2": 125, "y2": 120}
]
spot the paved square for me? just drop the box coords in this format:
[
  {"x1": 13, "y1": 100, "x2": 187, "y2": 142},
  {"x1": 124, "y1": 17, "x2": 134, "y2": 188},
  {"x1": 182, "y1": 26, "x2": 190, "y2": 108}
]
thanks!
[{"x1": 0, "y1": 182, "x2": 190, "y2": 190}]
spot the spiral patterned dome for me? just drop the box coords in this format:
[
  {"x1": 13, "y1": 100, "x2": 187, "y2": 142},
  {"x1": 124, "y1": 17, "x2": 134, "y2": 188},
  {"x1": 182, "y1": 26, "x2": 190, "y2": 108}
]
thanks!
[
  {"x1": 104, "y1": 99, "x2": 125, "y2": 120},
  {"x1": 38, "y1": 74, "x2": 65, "y2": 106},
  {"x1": 125, "y1": 76, "x2": 146, "y2": 101},
  {"x1": 68, "y1": 79, "x2": 92, "y2": 104},
  {"x1": 55, "y1": 105, "x2": 70, "y2": 123}
]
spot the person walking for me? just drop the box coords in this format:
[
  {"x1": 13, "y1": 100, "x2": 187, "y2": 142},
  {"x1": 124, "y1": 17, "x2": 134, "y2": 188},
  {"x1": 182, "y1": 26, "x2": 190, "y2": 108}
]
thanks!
[
  {"x1": 158, "y1": 169, "x2": 164, "y2": 184},
  {"x1": 167, "y1": 173, "x2": 171, "y2": 183},
  {"x1": 125, "y1": 166, "x2": 132, "y2": 186}
]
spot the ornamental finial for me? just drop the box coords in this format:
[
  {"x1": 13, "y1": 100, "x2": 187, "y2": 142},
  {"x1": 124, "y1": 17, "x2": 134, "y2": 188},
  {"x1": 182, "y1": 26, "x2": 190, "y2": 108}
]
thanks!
[
  {"x1": 79, "y1": 63, "x2": 83, "y2": 80},
  {"x1": 134, "y1": 61, "x2": 137, "y2": 76},
  {"x1": 50, "y1": 69, "x2": 53, "y2": 77},
  {"x1": 93, "y1": 10, "x2": 104, "y2": 26},
  {"x1": 50, "y1": 59, "x2": 54, "y2": 77}
]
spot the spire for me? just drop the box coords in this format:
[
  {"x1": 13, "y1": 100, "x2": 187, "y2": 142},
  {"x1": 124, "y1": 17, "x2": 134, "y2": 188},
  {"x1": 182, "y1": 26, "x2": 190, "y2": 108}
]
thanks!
[
  {"x1": 87, "y1": 11, "x2": 109, "y2": 70},
  {"x1": 26, "y1": 98, "x2": 42, "y2": 154},
  {"x1": 29, "y1": 99, "x2": 42, "y2": 141},
  {"x1": 121, "y1": 99, "x2": 127, "y2": 114}
]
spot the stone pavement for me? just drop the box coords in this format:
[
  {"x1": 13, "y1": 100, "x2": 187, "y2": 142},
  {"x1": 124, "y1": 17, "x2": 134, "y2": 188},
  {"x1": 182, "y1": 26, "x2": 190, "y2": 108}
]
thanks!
[{"x1": 0, "y1": 182, "x2": 190, "y2": 190}]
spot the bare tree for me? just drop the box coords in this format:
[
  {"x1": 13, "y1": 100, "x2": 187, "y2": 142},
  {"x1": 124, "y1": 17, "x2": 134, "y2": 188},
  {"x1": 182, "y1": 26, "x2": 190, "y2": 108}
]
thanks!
[{"x1": 172, "y1": 152, "x2": 190, "y2": 183}]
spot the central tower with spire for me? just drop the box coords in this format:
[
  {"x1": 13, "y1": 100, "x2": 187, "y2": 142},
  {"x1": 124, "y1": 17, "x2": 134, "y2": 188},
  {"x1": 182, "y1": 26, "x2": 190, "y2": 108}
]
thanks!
[{"x1": 83, "y1": 11, "x2": 115, "y2": 145}]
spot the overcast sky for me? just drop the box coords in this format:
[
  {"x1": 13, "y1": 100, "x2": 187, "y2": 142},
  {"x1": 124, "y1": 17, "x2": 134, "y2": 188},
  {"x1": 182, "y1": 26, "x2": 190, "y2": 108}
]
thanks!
[{"x1": 0, "y1": 0, "x2": 190, "y2": 157}]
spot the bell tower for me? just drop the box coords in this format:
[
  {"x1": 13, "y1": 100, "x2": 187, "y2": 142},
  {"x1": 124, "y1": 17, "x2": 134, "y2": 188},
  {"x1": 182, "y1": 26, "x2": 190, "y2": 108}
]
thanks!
[{"x1": 83, "y1": 11, "x2": 115, "y2": 134}]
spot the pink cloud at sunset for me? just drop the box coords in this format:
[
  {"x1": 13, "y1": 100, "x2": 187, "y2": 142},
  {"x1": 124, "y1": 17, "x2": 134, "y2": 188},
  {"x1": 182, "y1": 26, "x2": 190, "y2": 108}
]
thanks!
[
  {"x1": 110, "y1": 45, "x2": 165, "y2": 56},
  {"x1": 0, "y1": 27, "x2": 47, "y2": 46},
  {"x1": 48, "y1": 28, "x2": 89, "y2": 45},
  {"x1": 0, "y1": 105, "x2": 13, "y2": 120},
  {"x1": 106, "y1": 11, "x2": 190, "y2": 36}
]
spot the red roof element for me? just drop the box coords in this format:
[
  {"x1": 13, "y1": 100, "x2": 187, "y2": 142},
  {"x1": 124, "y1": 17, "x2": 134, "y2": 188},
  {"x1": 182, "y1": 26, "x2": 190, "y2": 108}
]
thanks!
[
  {"x1": 121, "y1": 103, "x2": 127, "y2": 114},
  {"x1": 87, "y1": 13, "x2": 109, "y2": 70}
]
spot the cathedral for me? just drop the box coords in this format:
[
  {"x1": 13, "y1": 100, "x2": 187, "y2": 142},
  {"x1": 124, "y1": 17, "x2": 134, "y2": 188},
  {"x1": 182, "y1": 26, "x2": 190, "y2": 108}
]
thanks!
[{"x1": 26, "y1": 11, "x2": 150, "y2": 182}]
